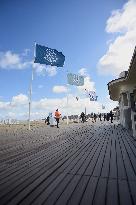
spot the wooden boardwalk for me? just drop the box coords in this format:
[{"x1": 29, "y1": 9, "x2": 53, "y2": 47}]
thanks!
[{"x1": 0, "y1": 121, "x2": 136, "y2": 205}]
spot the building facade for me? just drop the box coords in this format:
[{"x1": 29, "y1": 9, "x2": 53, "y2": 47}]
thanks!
[{"x1": 108, "y1": 47, "x2": 136, "y2": 138}]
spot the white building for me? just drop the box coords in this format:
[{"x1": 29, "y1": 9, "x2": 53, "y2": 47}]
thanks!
[{"x1": 108, "y1": 47, "x2": 136, "y2": 138}]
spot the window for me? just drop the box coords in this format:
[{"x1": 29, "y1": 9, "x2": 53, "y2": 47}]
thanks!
[{"x1": 122, "y1": 93, "x2": 128, "y2": 106}]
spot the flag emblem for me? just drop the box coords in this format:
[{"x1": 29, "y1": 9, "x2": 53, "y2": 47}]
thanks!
[
  {"x1": 85, "y1": 89, "x2": 98, "y2": 101},
  {"x1": 34, "y1": 44, "x2": 65, "y2": 67},
  {"x1": 67, "y1": 73, "x2": 84, "y2": 86}
]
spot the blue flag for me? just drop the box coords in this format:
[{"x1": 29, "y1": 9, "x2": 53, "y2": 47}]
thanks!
[
  {"x1": 85, "y1": 89, "x2": 98, "y2": 101},
  {"x1": 34, "y1": 44, "x2": 65, "y2": 67}
]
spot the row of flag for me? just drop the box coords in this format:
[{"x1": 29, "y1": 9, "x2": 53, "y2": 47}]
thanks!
[
  {"x1": 34, "y1": 43, "x2": 102, "y2": 103},
  {"x1": 34, "y1": 44, "x2": 85, "y2": 86}
]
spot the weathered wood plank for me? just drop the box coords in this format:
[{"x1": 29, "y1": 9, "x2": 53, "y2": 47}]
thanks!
[
  {"x1": 80, "y1": 177, "x2": 98, "y2": 205},
  {"x1": 93, "y1": 178, "x2": 107, "y2": 205},
  {"x1": 118, "y1": 179, "x2": 133, "y2": 205},
  {"x1": 106, "y1": 179, "x2": 118, "y2": 205}
]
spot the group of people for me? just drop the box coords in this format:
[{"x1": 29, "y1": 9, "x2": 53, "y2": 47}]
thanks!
[
  {"x1": 80, "y1": 111, "x2": 114, "y2": 123},
  {"x1": 96, "y1": 111, "x2": 114, "y2": 123},
  {"x1": 45, "y1": 109, "x2": 114, "y2": 128},
  {"x1": 45, "y1": 109, "x2": 61, "y2": 128}
]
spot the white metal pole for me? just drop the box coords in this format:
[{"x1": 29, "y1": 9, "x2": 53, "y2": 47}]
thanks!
[
  {"x1": 28, "y1": 67, "x2": 33, "y2": 130},
  {"x1": 66, "y1": 69, "x2": 69, "y2": 125},
  {"x1": 28, "y1": 42, "x2": 36, "y2": 130},
  {"x1": 66, "y1": 84, "x2": 69, "y2": 125}
]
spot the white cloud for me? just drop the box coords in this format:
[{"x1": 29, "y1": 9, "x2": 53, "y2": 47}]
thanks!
[
  {"x1": 77, "y1": 68, "x2": 95, "y2": 92},
  {"x1": 78, "y1": 76, "x2": 95, "y2": 92},
  {"x1": 53, "y1": 85, "x2": 68, "y2": 93},
  {"x1": 46, "y1": 66, "x2": 57, "y2": 76},
  {"x1": 0, "y1": 94, "x2": 118, "y2": 120},
  {"x1": 0, "y1": 50, "x2": 57, "y2": 77},
  {"x1": 32, "y1": 63, "x2": 57, "y2": 76},
  {"x1": 98, "y1": 0, "x2": 136, "y2": 76},
  {"x1": 0, "y1": 51, "x2": 30, "y2": 69},
  {"x1": 7, "y1": 112, "x2": 16, "y2": 118},
  {"x1": 11, "y1": 94, "x2": 28, "y2": 106},
  {"x1": 22, "y1": 49, "x2": 30, "y2": 56},
  {"x1": 0, "y1": 101, "x2": 10, "y2": 110},
  {"x1": 78, "y1": 68, "x2": 88, "y2": 77}
]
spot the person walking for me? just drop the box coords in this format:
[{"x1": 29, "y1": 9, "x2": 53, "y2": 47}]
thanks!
[
  {"x1": 104, "y1": 113, "x2": 106, "y2": 121},
  {"x1": 54, "y1": 109, "x2": 61, "y2": 128},
  {"x1": 46, "y1": 116, "x2": 50, "y2": 125},
  {"x1": 110, "y1": 110, "x2": 114, "y2": 123},
  {"x1": 80, "y1": 112, "x2": 85, "y2": 123},
  {"x1": 99, "y1": 113, "x2": 102, "y2": 121},
  {"x1": 94, "y1": 113, "x2": 97, "y2": 122},
  {"x1": 106, "y1": 113, "x2": 110, "y2": 121}
]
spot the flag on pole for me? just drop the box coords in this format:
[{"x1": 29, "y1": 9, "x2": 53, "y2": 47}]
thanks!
[
  {"x1": 34, "y1": 44, "x2": 65, "y2": 67},
  {"x1": 67, "y1": 73, "x2": 84, "y2": 86},
  {"x1": 85, "y1": 89, "x2": 98, "y2": 101}
]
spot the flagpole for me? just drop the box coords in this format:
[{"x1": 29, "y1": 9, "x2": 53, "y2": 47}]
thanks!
[
  {"x1": 66, "y1": 70, "x2": 69, "y2": 125},
  {"x1": 66, "y1": 88, "x2": 69, "y2": 125},
  {"x1": 28, "y1": 42, "x2": 36, "y2": 130}
]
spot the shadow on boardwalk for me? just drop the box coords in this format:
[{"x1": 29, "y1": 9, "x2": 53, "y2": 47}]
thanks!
[{"x1": 0, "y1": 121, "x2": 136, "y2": 205}]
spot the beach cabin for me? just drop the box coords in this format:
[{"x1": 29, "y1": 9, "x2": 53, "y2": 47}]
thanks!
[{"x1": 108, "y1": 46, "x2": 136, "y2": 138}]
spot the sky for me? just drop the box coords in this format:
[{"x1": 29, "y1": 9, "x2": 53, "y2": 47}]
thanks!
[{"x1": 0, "y1": 0, "x2": 136, "y2": 120}]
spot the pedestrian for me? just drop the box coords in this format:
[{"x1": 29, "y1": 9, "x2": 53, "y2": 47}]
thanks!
[
  {"x1": 110, "y1": 110, "x2": 114, "y2": 123},
  {"x1": 104, "y1": 113, "x2": 106, "y2": 121},
  {"x1": 80, "y1": 112, "x2": 85, "y2": 123},
  {"x1": 99, "y1": 113, "x2": 102, "y2": 121},
  {"x1": 46, "y1": 116, "x2": 50, "y2": 125},
  {"x1": 106, "y1": 113, "x2": 110, "y2": 121},
  {"x1": 94, "y1": 113, "x2": 97, "y2": 122},
  {"x1": 54, "y1": 109, "x2": 61, "y2": 128}
]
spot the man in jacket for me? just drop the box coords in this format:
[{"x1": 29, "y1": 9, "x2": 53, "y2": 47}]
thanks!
[{"x1": 55, "y1": 109, "x2": 61, "y2": 128}]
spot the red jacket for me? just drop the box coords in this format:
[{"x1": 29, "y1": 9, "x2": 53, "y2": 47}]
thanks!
[{"x1": 55, "y1": 111, "x2": 61, "y2": 119}]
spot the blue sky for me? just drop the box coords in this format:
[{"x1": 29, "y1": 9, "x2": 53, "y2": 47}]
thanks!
[{"x1": 0, "y1": 0, "x2": 136, "y2": 120}]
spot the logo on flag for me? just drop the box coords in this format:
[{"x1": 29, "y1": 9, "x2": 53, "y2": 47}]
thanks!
[
  {"x1": 34, "y1": 44, "x2": 65, "y2": 67},
  {"x1": 67, "y1": 73, "x2": 84, "y2": 86},
  {"x1": 85, "y1": 89, "x2": 98, "y2": 101}
]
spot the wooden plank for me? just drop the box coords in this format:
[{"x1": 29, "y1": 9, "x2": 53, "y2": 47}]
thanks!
[
  {"x1": 57, "y1": 139, "x2": 95, "y2": 174},
  {"x1": 93, "y1": 178, "x2": 107, "y2": 205},
  {"x1": 41, "y1": 174, "x2": 74, "y2": 205},
  {"x1": 80, "y1": 177, "x2": 98, "y2": 205},
  {"x1": 0, "y1": 138, "x2": 76, "y2": 184},
  {"x1": 116, "y1": 136, "x2": 126, "y2": 180},
  {"x1": 69, "y1": 139, "x2": 98, "y2": 175},
  {"x1": 109, "y1": 138, "x2": 117, "y2": 179},
  {"x1": 129, "y1": 181, "x2": 136, "y2": 205},
  {"x1": 101, "y1": 138, "x2": 111, "y2": 178},
  {"x1": 54, "y1": 175, "x2": 81, "y2": 205},
  {"x1": 118, "y1": 179, "x2": 132, "y2": 205},
  {"x1": 0, "y1": 137, "x2": 90, "y2": 203},
  {"x1": 92, "y1": 137, "x2": 108, "y2": 177},
  {"x1": 121, "y1": 136, "x2": 136, "y2": 175},
  {"x1": 9, "y1": 173, "x2": 66, "y2": 205},
  {"x1": 118, "y1": 135, "x2": 136, "y2": 181},
  {"x1": 67, "y1": 176, "x2": 89, "y2": 205},
  {"x1": 77, "y1": 138, "x2": 101, "y2": 175},
  {"x1": 84, "y1": 137, "x2": 106, "y2": 176},
  {"x1": 106, "y1": 179, "x2": 118, "y2": 205}
]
